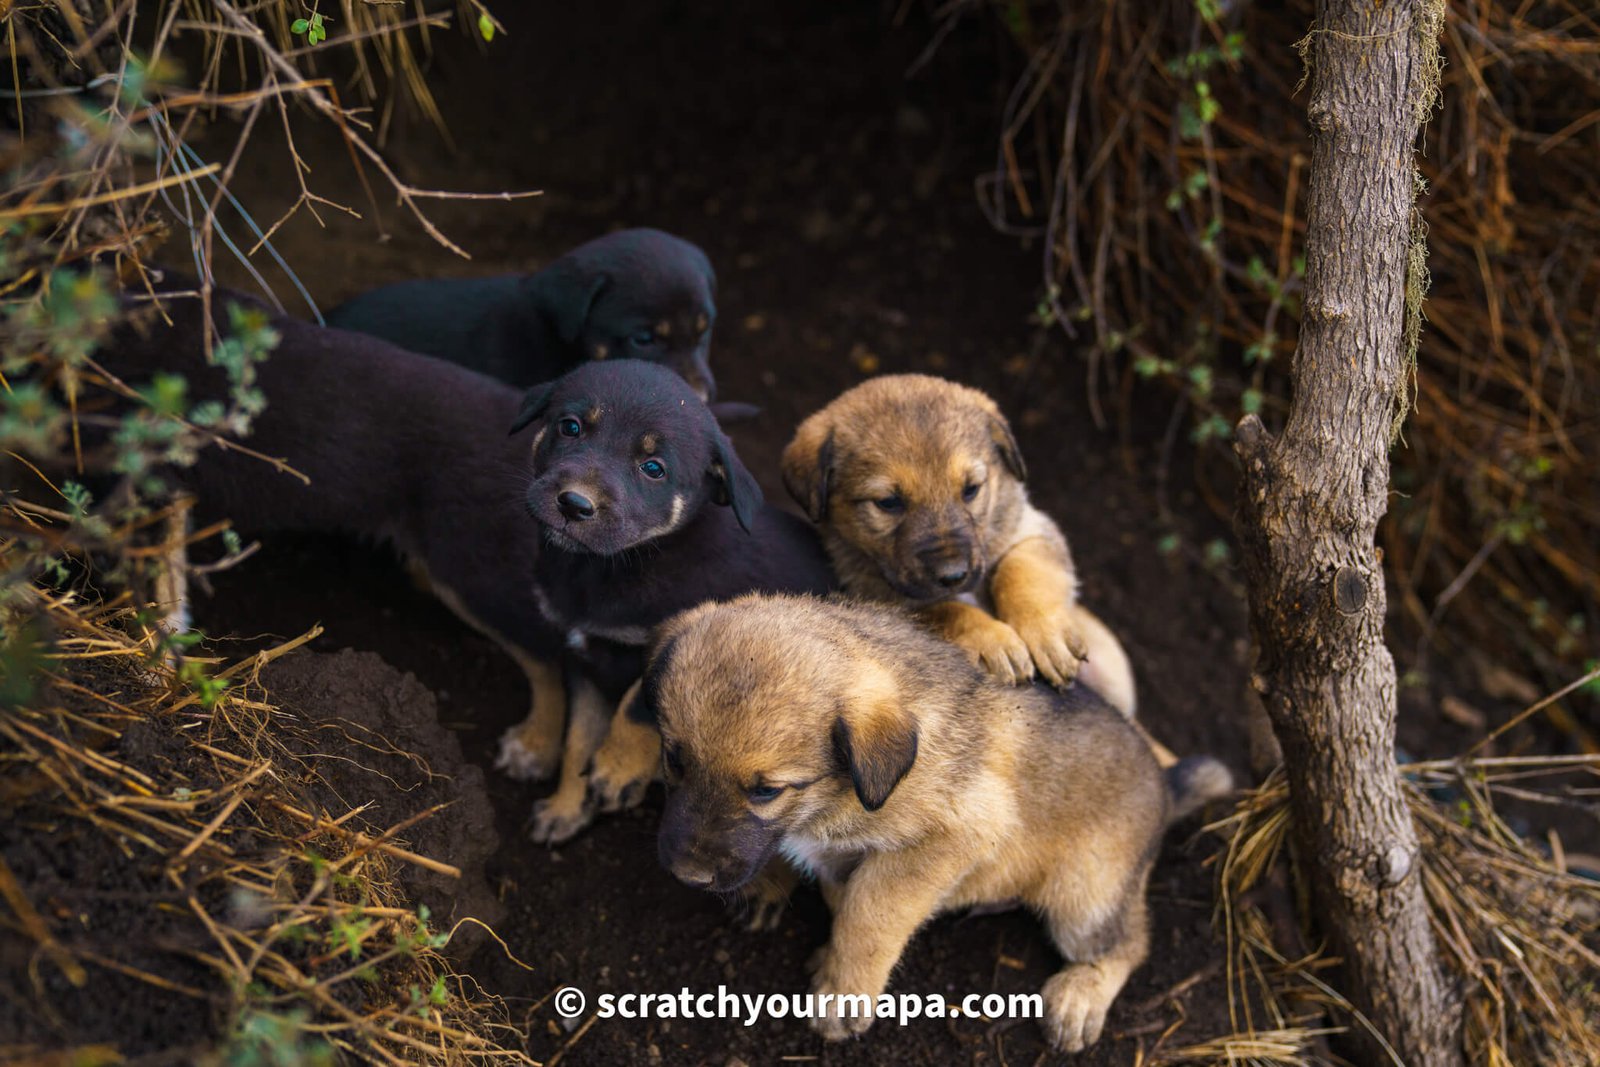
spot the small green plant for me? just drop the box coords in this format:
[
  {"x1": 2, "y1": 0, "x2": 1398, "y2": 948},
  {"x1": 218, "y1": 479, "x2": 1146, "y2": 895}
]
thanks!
[
  {"x1": 221, "y1": 1007, "x2": 334, "y2": 1067},
  {"x1": 290, "y1": 8, "x2": 328, "y2": 46}
]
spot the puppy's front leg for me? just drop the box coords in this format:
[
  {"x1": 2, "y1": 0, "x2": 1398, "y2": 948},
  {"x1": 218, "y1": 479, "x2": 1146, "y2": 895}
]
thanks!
[
  {"x1": 495, "y1": 654, "x2": 568, "y2": 781},
  {"x1": 528, "y1": 674, "x2": 607, "y2": 844},
  {"x1": 990, "y1": 535, "x2": 1088, "y2": 689},
  {"x1": 810, "y1": 845, "x2": 967, "y2": 1040},
  {"x1": 921, "y1": 600, "x2": 1033, "y2": 686},
  {"x1": 587, "y1": 680, "x2": 661, "y2": 813}
]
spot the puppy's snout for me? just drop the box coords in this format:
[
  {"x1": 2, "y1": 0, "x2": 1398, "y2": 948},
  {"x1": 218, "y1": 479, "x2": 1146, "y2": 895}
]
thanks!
[
  {"x1": 669, "y1": 860, "x2": 716, "y2": 888},
  {"x1": 657, "y1": 794, "x2": 706, "y2": 882},
  {"x1": 556, "y1": 489, "x2": 597, "y2": 521},
  {"x1": 917, "y1": 542, "x2": 975, "y2": 590}
]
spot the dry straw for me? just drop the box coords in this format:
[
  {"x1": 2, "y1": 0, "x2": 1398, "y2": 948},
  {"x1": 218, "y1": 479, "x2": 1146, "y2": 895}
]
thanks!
[
  {"x1": 2, "y1": 3, "x2": 534, "y2": 1060},
  {"x1": 0, "y1": 586, "x2": 534, "y2": 1063},
  {"x1": 1197, "y1": 752, "x2": 1600, "y2": 1067},
  {"x1": 970, "y1": 0, "x2": 1600, "y2": 704}
]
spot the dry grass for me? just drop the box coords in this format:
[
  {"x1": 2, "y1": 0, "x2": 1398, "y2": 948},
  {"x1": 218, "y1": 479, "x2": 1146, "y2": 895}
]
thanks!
[
  {"x1": 1, "y1": 7, "x2": 543, "y2": 1058},
  {"x1": 3, "y1": 0, "x2": 533, "y2": 310},
  {"x1": 1, "y1": 585, "x2": 533, "y2": 1064},
  {"x1": 964, "y1": 0, "x2": 1600, "y2": 703},
  {"x1": 1197, "y1": 751, "x2": 1600, "y2": 1067}
]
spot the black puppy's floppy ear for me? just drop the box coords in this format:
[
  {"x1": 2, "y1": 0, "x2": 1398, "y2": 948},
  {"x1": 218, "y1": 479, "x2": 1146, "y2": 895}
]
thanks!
[
  {"x1": 780, "y1": 417, "x2": 834, "y2": 523},
  {"x1": 709, "y1": 430, "x2": 763, "y2": 534},
  {"x1": 508, "y1": 382, "x2": 555, "y2": 435},
  {"x1": 832, "y1": 673, "x2": 917, "y2": 812},
  {"x1": 989, "y1": 414, "x2": 1027, "y2": 483},
  {"x1": 526, "y1": 260, "x2": 610, "y2": 346}
]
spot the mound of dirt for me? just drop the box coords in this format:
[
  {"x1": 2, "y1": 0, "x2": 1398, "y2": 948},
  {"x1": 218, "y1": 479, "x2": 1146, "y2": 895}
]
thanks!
[{"x1": 254, "y1": 647, "x2": 505, "y2": 957}]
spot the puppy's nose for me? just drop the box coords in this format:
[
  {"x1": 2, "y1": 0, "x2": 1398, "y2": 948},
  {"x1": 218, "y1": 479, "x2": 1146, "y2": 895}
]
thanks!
[
  {"x1": 557, "y1": 490, "x2": 597, "y2": 521},
  {"x1": 935, "y1": 564, "x2": 969, "y2": 588},
  {"x1": 669, "y1": 860, "x2": 716, "y2": 888}
]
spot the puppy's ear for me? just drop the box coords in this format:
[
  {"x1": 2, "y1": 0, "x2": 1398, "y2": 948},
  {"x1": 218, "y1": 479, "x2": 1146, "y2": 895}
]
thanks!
[
  {"x1": 832, "y1": 685, "x2": 918, "y2": 813},
  {"x1": 989, "y1": 413, "x2": 1027, "y2": 483},
  {"x1": 526, "y1": 262, "x2": 610, "y2": 346},
  {"x1": 709, "y1": 430, "x2": 763, "y2": 534},
  {"x1": 509, "y1": 382, "x2": 555, "y2": 435},
  {"x1": 708, "y1": 400, "x2": 761, "y2": 424},
  {"x1": 832, "y1": 703, "x2": 921, "y2": 812},
  {"x1": 781, "y1": 416, "x2": 834, "y2": 523},
  {"x1": 633, "y1": 616, "x2": 698, "y2": 725}
]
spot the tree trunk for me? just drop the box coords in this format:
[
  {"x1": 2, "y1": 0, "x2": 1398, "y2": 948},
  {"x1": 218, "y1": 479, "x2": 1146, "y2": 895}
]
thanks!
[{"x1": 1232, "y1": 2, "x2": 1462, "y2": 1065}]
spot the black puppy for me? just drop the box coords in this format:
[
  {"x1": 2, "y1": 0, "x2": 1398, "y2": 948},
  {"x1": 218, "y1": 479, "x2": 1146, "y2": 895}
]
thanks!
[
  {"x1": 94, "y1": 288, "x2": 833, "y2": 843},
  {"x1": 324, "y1": 228, "x2": 720, "y2": 401},
  {"x1": 500, "y1": 360, "x2": 834, "y2": 840}
]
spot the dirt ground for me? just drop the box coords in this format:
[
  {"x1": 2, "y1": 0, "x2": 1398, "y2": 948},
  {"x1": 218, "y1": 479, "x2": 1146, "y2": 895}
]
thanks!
[
  {"x1": 99, "y1": 0, "x2": 1489, "y2": 1062},
  {"x1": 0, "y1": 650, "x2": 503, "y2": 1059}
]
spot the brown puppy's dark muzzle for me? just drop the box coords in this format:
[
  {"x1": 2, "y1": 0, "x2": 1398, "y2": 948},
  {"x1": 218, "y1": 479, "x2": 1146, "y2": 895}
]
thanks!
[
  {"x1": 657, "y1": 786, "x2": 772, "y2": 893},
  {"x1": 909, "y1": 532, "x2": 980, "y2": 597},
  {"x1": 917, "y1": 544, "x2": 974, "y2": 590}
]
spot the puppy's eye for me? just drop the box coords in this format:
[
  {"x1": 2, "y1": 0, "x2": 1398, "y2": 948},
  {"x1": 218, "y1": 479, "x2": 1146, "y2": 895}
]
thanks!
[
  {"x1": 874, "y1": 495, "x2": 905, "y2": 514},
  {"x1": 640, "y1": 458, "x2": 667, "y2": 480},
  {"x1": 558, "y1": 417, "x2": 582, "y2": 438},
  {"x1": 631, "y1": 330, "x2": 657, "y2": 347},
  {"x1": 962, "y1": 482, "x2": 981, "y2": 502},
  {"x1": 747, "y1": 784, "x2": 783, "y2": 804}
]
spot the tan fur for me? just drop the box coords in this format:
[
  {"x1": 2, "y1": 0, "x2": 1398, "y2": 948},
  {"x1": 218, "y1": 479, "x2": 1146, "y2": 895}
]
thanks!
[
  {"x1": 590, "y1": 680, "x2": 661, "y2": 812},
  {"x1": 650, "y1": 594, "x2": 1176, "y2": 1052},
  {"x1": 781, "y1": 375, "x2": 1149, "y2": 735}
]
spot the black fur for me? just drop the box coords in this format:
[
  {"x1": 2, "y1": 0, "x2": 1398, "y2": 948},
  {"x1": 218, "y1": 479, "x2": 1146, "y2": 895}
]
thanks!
[
  {"x1": 93, "y1": 283, "x2": 834, "y2": 707},
  {"x1": 324, "y1": 228, "x2": 720, "y2": 400}
]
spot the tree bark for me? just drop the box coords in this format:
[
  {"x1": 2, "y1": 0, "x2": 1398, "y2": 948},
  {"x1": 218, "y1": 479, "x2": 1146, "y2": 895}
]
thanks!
[{"x1": 1233, "y1": 2, "x2": 1462, "y2": 1066}]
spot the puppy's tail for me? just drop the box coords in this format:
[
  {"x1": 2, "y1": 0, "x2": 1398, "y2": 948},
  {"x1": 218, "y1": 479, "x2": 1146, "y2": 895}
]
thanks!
[{"x1": 1164, "y1": 755, "x2": 1234, "y2": 823}]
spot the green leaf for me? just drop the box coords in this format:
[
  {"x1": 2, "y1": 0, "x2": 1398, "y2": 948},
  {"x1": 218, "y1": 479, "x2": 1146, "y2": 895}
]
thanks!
[
  {"x1": 291, "y1": 18, "x2": 310, "y2": 34},
  {"x1": 478, "y1": 13, "x2": 495, "y2": 41}
]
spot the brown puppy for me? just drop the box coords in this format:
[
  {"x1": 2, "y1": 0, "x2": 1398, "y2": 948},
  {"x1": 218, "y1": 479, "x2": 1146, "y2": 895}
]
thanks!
[
  {"x1": 781, "y1": 374, "x2": 1134, "y2": 715},
  {"x1": 644, "y1": 594, "x2": 1227, "y2": 1052}
]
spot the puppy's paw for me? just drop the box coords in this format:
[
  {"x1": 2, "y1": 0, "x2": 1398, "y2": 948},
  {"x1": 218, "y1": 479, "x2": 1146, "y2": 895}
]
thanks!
[
  {"x1": 586, "y1": 770, "x2": 650, "y2": 814},
  {"x1": 954, "y1": 618, "x2": 1034, "y2": 686},
  {"x1": 809, "y1": 971, "x2": 875, "y2": 1041},
  {"x1": 742, "y1": 894, "x2": 788, "y2": 933},
  {"x1": 496, "y1": 725, "x2": 559, "y2": 782},
  {"x1": 1011, "y1": 609, "x2": 1089, "y2": 690},
  {"x1": 527, "y1": 792, "x2": 594, "y2": 845},
  {"x1": 735, "y1": 877, "x2": 792, "y2": 933},
  {"x1": 586, "y1": 723, "x2": 660, "y2": 813},
  {"x1": 1042, "y1": 963, "x2": 1116, "y2": 1053}
]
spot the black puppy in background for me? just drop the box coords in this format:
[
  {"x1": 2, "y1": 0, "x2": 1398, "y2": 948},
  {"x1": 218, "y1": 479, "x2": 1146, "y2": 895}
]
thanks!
[
  {"x1": 92, "y1": 286, "x2": 833, "y2": 843},
  {"x1": 325, "y1": 228, "x2": 720, "y2": 401}
]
